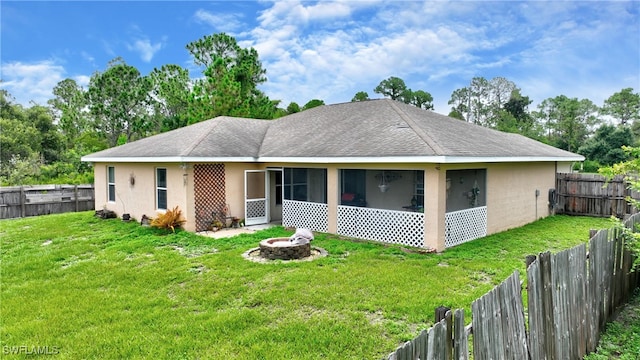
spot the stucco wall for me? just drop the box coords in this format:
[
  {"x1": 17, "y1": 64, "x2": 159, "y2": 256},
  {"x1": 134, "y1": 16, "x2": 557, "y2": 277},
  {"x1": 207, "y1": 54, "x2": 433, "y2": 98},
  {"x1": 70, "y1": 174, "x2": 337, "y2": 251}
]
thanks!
[
  {"x1": 484, "y1": 162, "x2": 556, "y2": 234},
  {"x1": 224, "y1": 162, "x2": 260, "y2": 222},
  {"x1": 93, "y1": 163, "x2": 192, "y2": 230}
]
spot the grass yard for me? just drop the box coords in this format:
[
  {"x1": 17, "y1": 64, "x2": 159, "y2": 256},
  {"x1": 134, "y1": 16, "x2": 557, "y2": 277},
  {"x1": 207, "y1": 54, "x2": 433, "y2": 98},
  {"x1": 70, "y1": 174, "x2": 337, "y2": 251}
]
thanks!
[{"x1": 0, "y1": 212, "x2": 611, "y2": 359}]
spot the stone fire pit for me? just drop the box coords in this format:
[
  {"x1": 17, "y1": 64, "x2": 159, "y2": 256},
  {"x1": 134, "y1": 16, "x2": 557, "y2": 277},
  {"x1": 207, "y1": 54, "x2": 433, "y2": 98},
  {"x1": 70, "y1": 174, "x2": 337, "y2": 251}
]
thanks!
[{"x1": 259, "y1": 237, "x2": 311, "y2": 260}]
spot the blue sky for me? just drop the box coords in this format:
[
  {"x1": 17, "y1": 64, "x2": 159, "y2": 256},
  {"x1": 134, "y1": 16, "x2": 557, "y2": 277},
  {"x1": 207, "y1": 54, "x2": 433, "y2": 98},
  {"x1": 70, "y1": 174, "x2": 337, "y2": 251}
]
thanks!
[{"x1": 1, "y1": 1, "x2": 639, "y2": 115}]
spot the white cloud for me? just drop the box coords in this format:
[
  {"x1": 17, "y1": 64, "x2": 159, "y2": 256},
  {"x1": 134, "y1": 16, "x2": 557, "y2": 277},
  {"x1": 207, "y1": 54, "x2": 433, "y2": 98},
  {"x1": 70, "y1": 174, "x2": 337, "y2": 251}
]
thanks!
[
  {"x1": 0, "y1": 60, "x2": 66, "y2": 106},
  {"x1": 127, "y1": 38, "x2": 164, "y2": 63},
  {"x1": 194, "y1": 9, "x2": 245, "y2": 33}
]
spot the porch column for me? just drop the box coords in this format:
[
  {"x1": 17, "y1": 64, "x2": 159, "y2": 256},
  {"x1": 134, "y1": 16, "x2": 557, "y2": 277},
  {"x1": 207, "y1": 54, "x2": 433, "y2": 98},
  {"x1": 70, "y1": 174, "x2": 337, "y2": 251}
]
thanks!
[
  {"x1": 424, "y1": 166, "x2": 446, "y2": 252},
  {"x1": 326, "y1": 166, "x2": 338, "y2": 233}
]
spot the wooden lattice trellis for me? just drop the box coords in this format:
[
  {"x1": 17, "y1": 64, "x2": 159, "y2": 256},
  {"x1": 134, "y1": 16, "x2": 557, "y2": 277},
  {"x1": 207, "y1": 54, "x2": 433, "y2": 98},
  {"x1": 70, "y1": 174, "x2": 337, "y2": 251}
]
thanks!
[{"x1": 194, "y1": 164, "x2": 225, "y2": 231}]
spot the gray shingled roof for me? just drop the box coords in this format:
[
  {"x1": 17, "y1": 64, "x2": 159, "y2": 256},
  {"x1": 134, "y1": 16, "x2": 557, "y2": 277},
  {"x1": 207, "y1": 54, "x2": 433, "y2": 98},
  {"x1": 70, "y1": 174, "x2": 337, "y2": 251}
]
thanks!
[{"x1": 83, "y1": 99, "x2": 582, "y2": 163}]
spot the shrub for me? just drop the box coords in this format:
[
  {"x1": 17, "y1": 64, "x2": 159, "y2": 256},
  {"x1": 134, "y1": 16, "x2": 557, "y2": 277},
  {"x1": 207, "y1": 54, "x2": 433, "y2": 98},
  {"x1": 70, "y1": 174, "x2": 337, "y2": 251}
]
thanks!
[{"x1": 151, "y1": 206, "x2": 186, "y2": 233}]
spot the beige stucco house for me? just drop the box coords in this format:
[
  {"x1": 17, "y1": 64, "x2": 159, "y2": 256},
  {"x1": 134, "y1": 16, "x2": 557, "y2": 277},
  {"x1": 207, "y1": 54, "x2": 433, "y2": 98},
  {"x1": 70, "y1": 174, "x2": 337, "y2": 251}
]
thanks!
[{"x1": 82, "y1": 99, "x2": 582, "y2": 252}]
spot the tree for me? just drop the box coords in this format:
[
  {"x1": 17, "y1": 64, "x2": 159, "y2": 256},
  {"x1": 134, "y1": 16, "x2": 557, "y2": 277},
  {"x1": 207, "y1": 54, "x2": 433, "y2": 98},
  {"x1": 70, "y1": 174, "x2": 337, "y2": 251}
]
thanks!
[
  {"x1": 602, "y1": 88, "x2": 640, "y2": 126},
  {"x1": 286, "y1": 102, "x2": 301, "y2": 114},
  {"x1": 351, "y1": 91, "x2": 369, "y2": 102},
  {"x1": 408, "y1": 90, "x2": 434, "y2": 110},
  {"x1": 578, "y1": 124, "x2": 634, "y2": 166},
  {"x1": 25, "y1": 105, "x2": 64, "y2": 164},
  {"x1": 496, "y1": 89, "x2": 541, "y2": 138},
  {"x1": 448, "y1": 76, "x2": 518, "y2": 127},
  {"x1": 534, "y1": 95, "x2": 600, "y2": 152},
  {"x1": 302, "y1": 99, "x2": 325, "y2": 110},
  {"x1": 185, "y1": 33, "x2": 273, "y2": 123},
  {"x1": 48, "y1": 78, "x2": 88, "y2": 148},
  {"x1": 87, "y1": 57, "x2": 153, "y2": 147},
  {"x1": 149, "y1": 64, "x2": 190, "y2": 132},
  {"x1": 374, "y1": 77, "x2": 407, "y2": 100}
]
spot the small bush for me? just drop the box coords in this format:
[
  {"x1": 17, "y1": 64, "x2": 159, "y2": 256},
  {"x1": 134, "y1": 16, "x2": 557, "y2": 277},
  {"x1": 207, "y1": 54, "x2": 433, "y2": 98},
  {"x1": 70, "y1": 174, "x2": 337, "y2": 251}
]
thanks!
[{"x1": 151, "y1": 206, "x2": 186, "y2": 233}]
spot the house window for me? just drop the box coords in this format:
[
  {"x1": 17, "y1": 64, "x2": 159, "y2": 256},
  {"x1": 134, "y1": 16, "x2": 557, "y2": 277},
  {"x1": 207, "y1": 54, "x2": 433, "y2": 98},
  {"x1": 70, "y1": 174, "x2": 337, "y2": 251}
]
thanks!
[
  {"x1": 156, "y1": 168, "x2": 167, "y2": 210},
  {"x1": 284, "y1": 168, "x2": 307, "y2": 201},
  {"x1": 107, "y1": 166, "x2": 115, "y2": 202},
  {"x1": 283, "y1": 168, "x2": 327, "y2": 203}
]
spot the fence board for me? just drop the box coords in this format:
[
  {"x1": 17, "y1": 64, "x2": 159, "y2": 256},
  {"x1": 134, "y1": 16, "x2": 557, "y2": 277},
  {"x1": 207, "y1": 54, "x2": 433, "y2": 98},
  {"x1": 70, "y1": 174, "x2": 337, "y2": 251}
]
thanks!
[
  {"x1": 453, "y1": 310, "x2": 467, "y2": 360},
  {"x1": 471, "y1": 271, "x2": 528, "y2": 360},
  {"x1": 527, "y1": 259, "x2": 545, "y2": 360}
]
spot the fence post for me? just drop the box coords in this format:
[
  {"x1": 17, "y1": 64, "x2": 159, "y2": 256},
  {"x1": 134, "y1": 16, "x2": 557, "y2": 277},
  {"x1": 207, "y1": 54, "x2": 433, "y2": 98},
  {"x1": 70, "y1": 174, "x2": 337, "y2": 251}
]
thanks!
[
  {"x1": 435, "y1": 306, "x2": 450, "y2": 323},
  {"x1": 74, "y1": 185, "x2": 79, "y2": 212},
  {"x1": 525, "y1": 254, "x2": 537, "y2": 268},
  {"x1": 20, "y1": 185, "x2": 26, "y2": 218}
]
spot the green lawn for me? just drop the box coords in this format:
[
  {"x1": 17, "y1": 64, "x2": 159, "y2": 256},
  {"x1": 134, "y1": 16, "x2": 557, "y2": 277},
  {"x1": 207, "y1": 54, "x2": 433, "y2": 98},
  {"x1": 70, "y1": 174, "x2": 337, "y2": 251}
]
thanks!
[{"x1": 0, "y1": 212, "x2": 611, "y2": 359}]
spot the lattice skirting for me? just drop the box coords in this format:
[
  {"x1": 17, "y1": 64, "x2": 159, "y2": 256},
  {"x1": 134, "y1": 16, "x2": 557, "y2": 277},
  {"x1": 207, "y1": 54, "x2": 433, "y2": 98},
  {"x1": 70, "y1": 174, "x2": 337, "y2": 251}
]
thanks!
[
  {"x1": 282, "y1": 200, "x2": 328, "y2": 232},
  {"x1": 337, "y1": 206, "x2": 425, "y2": 248},
  {"x1": 445, "y1": 206, "x2": 487, "y2": 248},
  {"x1": 246, "y1": 199, "x2": 267, "y2": 219}
]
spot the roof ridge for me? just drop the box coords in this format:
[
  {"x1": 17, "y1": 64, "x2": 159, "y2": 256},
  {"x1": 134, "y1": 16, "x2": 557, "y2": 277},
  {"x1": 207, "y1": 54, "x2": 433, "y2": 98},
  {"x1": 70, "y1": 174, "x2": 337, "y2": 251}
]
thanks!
[
  {"x1": 253, "y1": 118, "x2": 274, "y2": 158},
  {"x1": 388, "y1": 100, "x2": 445, "y2": 155},
  {"x1": 182, "y1": 118, "x2": 222, "y2": 156}
]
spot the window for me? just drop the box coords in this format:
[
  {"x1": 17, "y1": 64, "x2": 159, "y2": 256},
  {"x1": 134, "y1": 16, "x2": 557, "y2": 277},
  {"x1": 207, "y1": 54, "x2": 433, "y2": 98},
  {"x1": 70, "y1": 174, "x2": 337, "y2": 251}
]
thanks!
[
  {"x1": 284, "y1": 168, "x2": 307, "y2": 201},
  {"x1": 107, "y1": 166, "x2": 115, "y2": 202},
  {"x1": 156, "y1": 168, "x2": 167, "y2": 210}
]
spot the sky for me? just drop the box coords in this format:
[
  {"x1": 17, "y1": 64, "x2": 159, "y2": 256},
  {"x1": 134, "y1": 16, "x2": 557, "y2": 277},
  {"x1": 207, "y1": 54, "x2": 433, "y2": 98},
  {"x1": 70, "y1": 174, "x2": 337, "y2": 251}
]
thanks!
[{"x1": 1, "y1": 1, "x2": 639, "y2": 116}]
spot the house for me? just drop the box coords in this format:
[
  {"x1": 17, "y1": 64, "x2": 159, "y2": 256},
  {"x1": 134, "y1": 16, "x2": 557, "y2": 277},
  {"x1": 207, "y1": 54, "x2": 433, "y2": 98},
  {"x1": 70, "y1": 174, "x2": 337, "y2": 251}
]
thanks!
[{"x1": 82, "y1": 99, "x2": 583, "y2": 252}]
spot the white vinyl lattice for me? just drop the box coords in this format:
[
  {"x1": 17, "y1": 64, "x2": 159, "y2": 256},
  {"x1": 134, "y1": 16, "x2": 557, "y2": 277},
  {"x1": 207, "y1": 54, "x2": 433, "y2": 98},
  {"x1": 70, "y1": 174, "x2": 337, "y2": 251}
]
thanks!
[
  {"x1": 246, "y1": 199, "x2": 266, "y2": 219},
  {"x1": 282, "y1": 200, "x2": 328, "y2": 232},
  {"x1": 445, "y1": 206, "x2": 487, "y2": 248},
  {"x1": 337, "y1": 206, "x2": 425, "y2": 248}
]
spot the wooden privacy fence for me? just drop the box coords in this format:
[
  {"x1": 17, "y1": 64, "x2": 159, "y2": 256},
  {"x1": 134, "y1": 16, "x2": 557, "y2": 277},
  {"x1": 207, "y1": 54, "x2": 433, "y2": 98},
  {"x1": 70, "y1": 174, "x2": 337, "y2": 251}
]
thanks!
[
  {"x1": 555, "y1": 172, "x2": 640, "y2": 217},
  {"x1": 0, "y1": 184, "x2": 95, "y2": 219},
  {"x1": 386, "y1": 213, "x2": 640, "y2": 360}
]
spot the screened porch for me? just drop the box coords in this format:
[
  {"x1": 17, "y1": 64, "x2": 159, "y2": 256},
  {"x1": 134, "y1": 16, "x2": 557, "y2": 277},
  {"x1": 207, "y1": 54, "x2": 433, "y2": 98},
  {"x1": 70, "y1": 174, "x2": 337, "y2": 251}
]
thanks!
[{"x1": 280, "y1": 167, "x2": 488, "y2": 249}]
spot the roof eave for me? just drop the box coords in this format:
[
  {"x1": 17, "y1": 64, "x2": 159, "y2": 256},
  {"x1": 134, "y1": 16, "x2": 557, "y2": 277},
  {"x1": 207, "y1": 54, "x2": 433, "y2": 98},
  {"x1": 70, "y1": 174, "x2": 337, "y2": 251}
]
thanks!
[
  {"x1": 80, "y1": 156, "x2": 259, "y2": 163},
  {"x1": 258, "y1": 155, "x2": 585, "y2": 164},
  {"x1": 82, "y1": 155, "x2": 584, "y2": 164}
]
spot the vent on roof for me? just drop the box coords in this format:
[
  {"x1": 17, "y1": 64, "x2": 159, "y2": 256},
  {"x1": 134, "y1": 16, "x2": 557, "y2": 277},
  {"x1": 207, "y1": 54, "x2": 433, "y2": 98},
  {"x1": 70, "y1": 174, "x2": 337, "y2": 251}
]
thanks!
[{"x1": 395, "y1": 122, "x2": 410, "y2": 129}]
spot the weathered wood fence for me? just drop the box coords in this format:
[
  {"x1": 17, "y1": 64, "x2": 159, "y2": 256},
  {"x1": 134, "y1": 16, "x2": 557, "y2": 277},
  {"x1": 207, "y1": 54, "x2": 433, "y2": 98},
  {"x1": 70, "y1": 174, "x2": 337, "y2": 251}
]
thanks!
[
  {"x1": 386, "y1": 213, "x2": 640, "y2": 359},
  {"x1": 0, "y1": 184, "x2": 95, "y2": 219},
  {"x1": 555, "y1": 172, "x2": 640, "y2": 217}
]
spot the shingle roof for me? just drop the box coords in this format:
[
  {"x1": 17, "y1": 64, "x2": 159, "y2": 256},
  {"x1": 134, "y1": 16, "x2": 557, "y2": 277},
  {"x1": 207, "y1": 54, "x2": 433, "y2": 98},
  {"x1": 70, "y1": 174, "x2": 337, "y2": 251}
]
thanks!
[{"x1": 82, "y1": 99, "x2": 583, "y2": 163}]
